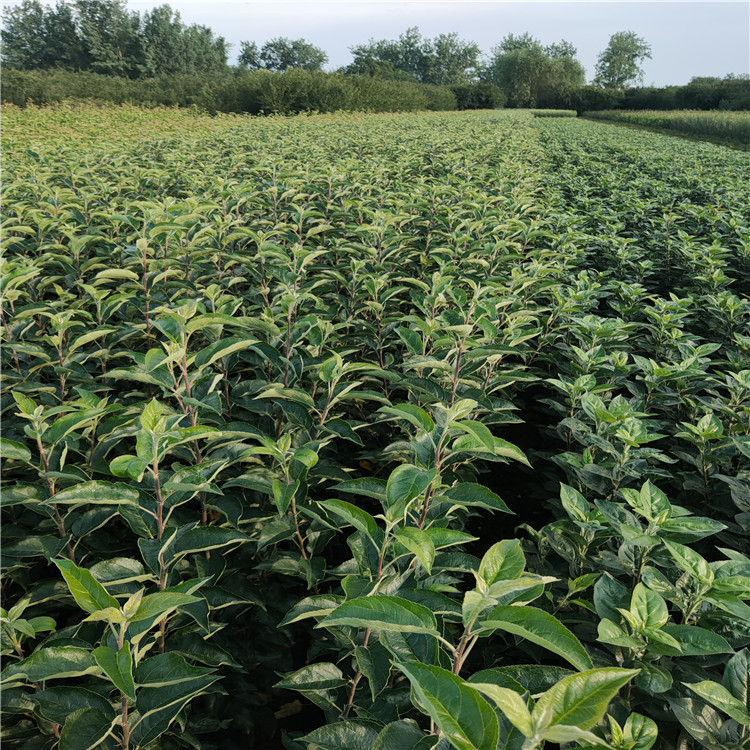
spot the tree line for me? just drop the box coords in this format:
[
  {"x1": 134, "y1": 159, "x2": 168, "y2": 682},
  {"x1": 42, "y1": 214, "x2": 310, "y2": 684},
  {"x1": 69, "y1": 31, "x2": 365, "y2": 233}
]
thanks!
[
  {"x1": 3, "y1": 0, "x2": 748, "y2": 112},
  {"x1": 3, "y1": 2, "x2": 651, "y2": 94}
]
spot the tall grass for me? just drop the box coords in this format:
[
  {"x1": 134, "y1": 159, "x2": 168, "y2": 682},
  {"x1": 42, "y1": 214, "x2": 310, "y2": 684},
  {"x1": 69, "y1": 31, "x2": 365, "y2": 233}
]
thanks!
[{"x1": 585, "y1": 109, "x2": 750, "y2": 146}]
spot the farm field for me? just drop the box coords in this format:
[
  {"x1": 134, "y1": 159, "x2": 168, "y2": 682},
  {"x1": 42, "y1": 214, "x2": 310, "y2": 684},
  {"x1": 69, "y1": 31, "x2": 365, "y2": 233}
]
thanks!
[
  {"x1": 585, "y1": 108, "x2": 750, "y2": 148},
  {"x1": 2, "y1": 105, "x2": 750, "y2": 750}
]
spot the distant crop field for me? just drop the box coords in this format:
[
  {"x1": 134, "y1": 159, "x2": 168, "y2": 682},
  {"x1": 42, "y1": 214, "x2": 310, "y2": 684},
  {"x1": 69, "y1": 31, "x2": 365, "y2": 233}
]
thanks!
[
  {"x1": 585, "y1": 108, "x2": 750, "y2": 147},
  {"x1": 2, "y1": 104, "x2": 750, "y2": 750},
  {"x1": 531, "y1": 108, "x2": 577, "y2": 117}
]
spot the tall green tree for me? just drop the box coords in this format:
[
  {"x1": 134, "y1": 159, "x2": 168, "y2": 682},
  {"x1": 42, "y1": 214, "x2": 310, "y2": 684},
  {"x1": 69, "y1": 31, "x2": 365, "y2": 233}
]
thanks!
[
  {"x1": 1, "y1": 0, "x2": 53, "y2": 70},
  {"x1": 425, "y1": 33, "x2": 480, "y2": 85},
  {"x1": 74, "y1": 0, "x2": 146, "y2": 78},
  {"x1": 594, "y1": 31, "x2": 652, "y2": 89},
  {"x1": 348, "y1": 27, "x2": 478, "y2": 85},
  {"x1": 141, "y1": 4, "x2": 185, "y2": 77},
  {"x1": 238, "y1": 41, "x2": 261, "y2": 69},
  {"x1": 483, "y1": 34, "x2": 584, "y2": 107},
  {"x1": 258, "y1": 37, "x2": 328, "y2": 71}
]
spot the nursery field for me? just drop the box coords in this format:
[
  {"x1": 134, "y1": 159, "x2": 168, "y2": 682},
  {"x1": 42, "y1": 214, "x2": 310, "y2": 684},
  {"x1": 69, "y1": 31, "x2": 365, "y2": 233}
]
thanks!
[{"x1": 2, "y1": 105, "x2": 750, "y2": 750}]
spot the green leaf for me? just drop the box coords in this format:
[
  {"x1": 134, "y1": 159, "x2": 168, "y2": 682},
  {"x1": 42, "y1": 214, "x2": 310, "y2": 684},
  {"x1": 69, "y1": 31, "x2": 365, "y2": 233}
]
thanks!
[
  {"x1": 631, "y1": 583, "x2": 668, "y2": 628},
  {"x1": 52, "y1": 559, "x2": 119, "y2": 614},
  {"x1": 275, "y1": 662, "x2": 348, "y2": 692},
  {"x1": 452, "y1": 420, "x2": 496, "y2": 453},
  {"x1": 59, "y1": 707, "x2": 115, "y2": 750},
  {"x1": 386, "y1": 464, "x2": 435, "y2": 506},
  {"x1": 92, "y1": 643, "x2": 135, "y2": 700},
  {"x1": 686, "y1": 681, "x2": 750, "y2": 725},
  {"x1": 0, "y1": 437, "x2": 31, "y2": 462},
  {"x1": 130, "y1": 652, "x2": 220, "y2": 743},
  {"x1": 481, "y1": 606, "x2": 593, "y2": 671},
  {"x1": 50, "y1": 481, "x2": 139, "y2": 508},
  {"x1": 659, "y1": 625, "x2": 733, "y2": 655},
  {"x1": 442, "y1": 483, "x2": 512, "y2": 513},
  {"x1": 663, "y1": 540, "x2": 714, "y2": 585},
  {"x1": 171, "y1": 526, "x2": 249, "y2": 557},
  {"x1": 469, "y1": 682, "x2": 533, "y2": 736},
  {"x1": 130, "y1": 591, "x2": 201, "y2": 624},
  {"x1": 194, "y1": 337, "x2": 257, "y2": 369},
  {"x1": 531, "y1": 668, "x2": 640, "y2": 730},
  {"x1": 623, "y1": 712, "x2": 658, "y2": 750},
  {"x1": 380, "y1": 404, "x2": 434, "y2": 432},
  {"x1": 333, "y1": 477, "x2": 387, "y2": 502},
  {"x1": 560, "y1": 483, "x2": 588, "y2": 522},
  {"x1": 478, "y1": 539, "x2": 525, "y2": 585},
  {"x1": 109, "y1": 454, "x2": 149, "y2": 482},
  {"x1": 396, "y1": 662, "x2": 499, "y2": 750},
  {"x1": 32, "y1": 686, "x2": 114, "y2": 726},
  {"x1": 723, "y1": 648, "x2": 749, "y2": 710},
  {"x1": 355, "y1": 641, "x2": 392, "y2": 700},
  {"x1": 1, "y1": 647, "x2": 98, "y2": 685},
  {"x1": 394, "y1": 527, "x2": 436, "y2": 573},
  {"x1": 302, "y1": 721, "x2": 383, "y2": 750},
  {"x1": 319, "y1": 596, "x2": 438, "y2": 635},
  {"x1": 372, "y1": 720, "x2": 426, "y2": 750},
  {"x1": 320, "y1": 499, "x2": 378, "y2": 537}
]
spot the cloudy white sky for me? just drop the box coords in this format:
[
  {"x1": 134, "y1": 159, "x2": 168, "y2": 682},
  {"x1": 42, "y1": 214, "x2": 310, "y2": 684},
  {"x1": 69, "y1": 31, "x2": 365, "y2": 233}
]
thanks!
[{"x1": 11, "y1": 1, "x2": 750, "y2": 85}]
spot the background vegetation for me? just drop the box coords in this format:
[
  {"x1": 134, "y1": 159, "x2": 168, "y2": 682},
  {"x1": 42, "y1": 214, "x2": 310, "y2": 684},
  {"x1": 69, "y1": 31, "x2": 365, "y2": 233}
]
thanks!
[{"x1": 3, "y1": 0, "x2": 747, "y2": 114}]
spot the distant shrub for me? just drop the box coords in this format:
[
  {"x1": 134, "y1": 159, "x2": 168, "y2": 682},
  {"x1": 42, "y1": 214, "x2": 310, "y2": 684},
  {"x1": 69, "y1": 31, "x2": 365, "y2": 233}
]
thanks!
[
  {"x1": 0, "y1": 68, "x2": 458, "y2": 114},
  {"x1": 450, "y1": 82, "x2": 505, "y2": 110}
]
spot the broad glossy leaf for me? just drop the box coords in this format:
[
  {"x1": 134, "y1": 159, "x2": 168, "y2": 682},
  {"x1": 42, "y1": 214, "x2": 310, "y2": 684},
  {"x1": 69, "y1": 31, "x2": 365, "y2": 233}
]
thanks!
[
  {"x1": 478, "y1": 539, "x2": 525, "y2": 585},
  {"x1": 0, "y1": 437, "x2": 31, "y2": 462},
  {"x1": 51, "y1": 559, "x2": 119, "y2": 614},
  {"x1": 686, "y1": 681, "x2": 750, "y2": 725},
  {"x1": 319, "y1": 596, "x2": 438, "y2": 635},
  {"x1": 93, "y1": 643, "x2": 135, "y2": 700},
  {"x1": 482, "y1": 605, "x2": 593, "y2": 671},
  {"x1": 1, "y1": 647, "x2": 98, "y2": 685},
  {"x1": 320, "y1": 499, "x2": 378, "y2": 537},
  {"x1": 469, "y1": 682, "x2": 533, "y2": 735},
  {"x1": 397, "y1": 662, "x2": 499, "y2": 750},
  {"x1": 623, "y1": 712, "x2": 658, "y2": 750},
  {"x1": 532, "y1": 668, "x2": 640, "y2": 730},
  {"x1": 394, "y1": 527, "x2": 435, "y2": 573},
  {"x1": 373, "y1": 720, "x2": 426, "y2": 750},
  {"x1": 50, "y1": 481, "x2": 139, "y2": 508},
  {"x1": 59, "y1": 708, "x2": 116, "y2": 750},
  {"x1": 386, "y1": 465, "x2": 435, "y2": 506},
  {"x1": 32, "y1": 686, "x2": 114, "y2": 726},
  {"x1": 442, "y1": 483, "x2": 512, "y2": 514},
  {"x1": 301, "y1": 721, "x2": 382, "y2": 750},
  {"x1": 275, "y1": 662, "x2": 348, "y2": 692}
]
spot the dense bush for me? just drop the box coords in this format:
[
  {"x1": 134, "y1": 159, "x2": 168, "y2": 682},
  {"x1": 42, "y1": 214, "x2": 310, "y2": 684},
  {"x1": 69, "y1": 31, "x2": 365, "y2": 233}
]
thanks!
[
  {"x1": 451, "y1": 82, "x2": 506, "y2": 110},
  {"x1": 0, "y1": 68, "x2": 461, "y2": 114}
]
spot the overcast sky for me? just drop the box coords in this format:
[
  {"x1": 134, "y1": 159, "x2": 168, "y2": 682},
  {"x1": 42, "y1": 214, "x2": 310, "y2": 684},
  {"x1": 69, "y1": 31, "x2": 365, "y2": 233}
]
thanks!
[{"x1": 13, "y1": 1, "x2": 750, "y2": 85}]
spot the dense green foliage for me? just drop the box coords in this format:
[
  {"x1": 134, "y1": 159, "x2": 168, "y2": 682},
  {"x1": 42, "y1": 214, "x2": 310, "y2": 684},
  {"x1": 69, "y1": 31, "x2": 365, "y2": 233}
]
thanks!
[
  {"x1": 0, "y1": 68, "x2": 458, "y2": 114},
  {"x1": 593, "y1": 32, "x2": 652, "y2": 90},
  {"x1": 3, "y1": 2, "x2": 747, "y2": 114},
  {"x1": 585, "y1": 109, "x2": 750, "y2": 148},
  {"x1": 618, "y1": 76, "x2": 750, "y2": 112},
  {"x1": 346, "y1": 27, "x2": 481, "y2": 86},
  {"x1": 2, "y1": 105, "x2": 750, "y2": 750},
  {"x1": 1, "y1": 0, "x2": 228, "y2": 77},
  {"x1": 238, "y1": 38, "x2": 328, "y2": 73},
  {"x1": 481, "y1": 34, "x2": 585, "y2": 109}
]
